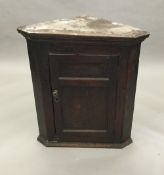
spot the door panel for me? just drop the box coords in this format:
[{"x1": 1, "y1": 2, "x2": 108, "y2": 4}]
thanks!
[
  {"x1": 49, "y1": 53, "x2": 118, "y2": 142},
  {"x1": 62, "y1": 87, "x2": 108, "y2": 130},
  {"x1": 60, "y1": 63, "x2": 109, "y2": 77}
]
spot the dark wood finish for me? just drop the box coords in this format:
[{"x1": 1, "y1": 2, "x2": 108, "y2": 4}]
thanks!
[
  {"x1": 18, "y1": 22, "x2": 149, "y2": 148},
  {"x1": 37, "y1": 136, "x2": 132, "y2": 148},
  {"x1": 48, "y1": 53, "x2": 118, "y2": 143}
]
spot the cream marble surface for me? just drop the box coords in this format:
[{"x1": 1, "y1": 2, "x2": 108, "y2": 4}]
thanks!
[{"x1": 18, "y1": 16, "x2": 149, "y2": 38}]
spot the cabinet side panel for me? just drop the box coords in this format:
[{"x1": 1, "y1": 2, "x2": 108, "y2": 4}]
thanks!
[
  {"x1": 114, "y1": 48, "x2": 129, "y2": 142},
  {"x1": 26, "y1": 39, "x2": 55, "y2": 140},
  {"x1": 122, "y1": 44, "x2": 141, "y2": 141}
]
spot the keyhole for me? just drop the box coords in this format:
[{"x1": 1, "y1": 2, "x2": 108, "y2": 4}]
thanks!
[
  {"x1": 53, "y1": 90, "x2": 60, "y2": 103},
  {"x1": 55, "y1": 97, "x2": 59, "y2": 102}
]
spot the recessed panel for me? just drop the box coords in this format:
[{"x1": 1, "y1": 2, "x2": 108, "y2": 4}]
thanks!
[
  {"x1": 61, "y1": 87, "x2": 108, "y2": 130},
  {"x1": 59, "y1": 63, "x2": 110, "y2": 77}
]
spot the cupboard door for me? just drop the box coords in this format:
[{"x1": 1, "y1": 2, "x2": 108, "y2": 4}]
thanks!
[{"x1": 49, "y1": 53, "x2": 119, "y2": 143}]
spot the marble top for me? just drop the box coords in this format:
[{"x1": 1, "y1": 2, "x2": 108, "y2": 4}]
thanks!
[{"x1": 18, "y1": 16, "x2": 149, "y2": 38}]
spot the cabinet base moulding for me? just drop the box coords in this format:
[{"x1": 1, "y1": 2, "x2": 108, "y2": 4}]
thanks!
[{"x1": 37, "y1": 135, "x2": 132, "y2": 149}]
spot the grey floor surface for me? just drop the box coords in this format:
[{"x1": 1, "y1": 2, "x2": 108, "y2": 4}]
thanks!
[{"x1": 0, "y1": 58, "x2": 164, "y2": 175}]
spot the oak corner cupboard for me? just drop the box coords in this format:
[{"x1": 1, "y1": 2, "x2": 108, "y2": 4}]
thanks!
[{"x1": 17, "y1": 16, "x2": 149, "y2": 148}]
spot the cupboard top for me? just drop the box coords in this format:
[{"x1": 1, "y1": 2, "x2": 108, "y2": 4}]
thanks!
[{"x1": 17, "y1": 16, "x2": 149, "y2": 41}]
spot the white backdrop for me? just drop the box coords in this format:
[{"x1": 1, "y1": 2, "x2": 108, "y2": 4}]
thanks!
[
  {"x1": 0, "y1": 0, "x2": 163, "y2": 61},
  {"x1": 0, "y1": 0, "x2": 164, "y2": 175}
]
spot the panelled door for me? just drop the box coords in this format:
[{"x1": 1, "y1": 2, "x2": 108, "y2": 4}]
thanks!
[{"x1": 49, "y1": 53, "x2": 118, "y2": 143}]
